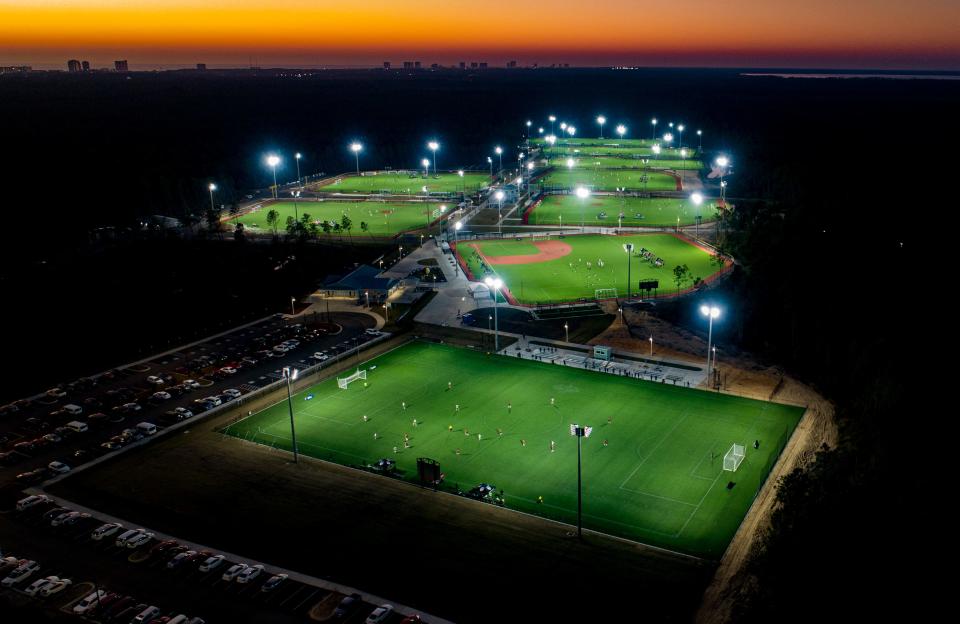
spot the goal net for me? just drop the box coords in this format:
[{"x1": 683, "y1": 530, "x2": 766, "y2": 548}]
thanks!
[
  {"x1": 595, "y1": 288, "x2": 618, "y2": 300},
  {"x1": 337, "y1": 369, "x2": 367, "y2": 389},
  {"x1": 723, "y1": 443, "x2": 746, "y2": 472}
]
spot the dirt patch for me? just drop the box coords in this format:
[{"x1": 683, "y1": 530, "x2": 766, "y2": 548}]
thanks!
[{"x1": 469, "y1": 240, "x2": 573, "y2": 265}]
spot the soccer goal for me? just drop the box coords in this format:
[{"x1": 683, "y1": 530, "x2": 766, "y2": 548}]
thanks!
[
  {"x1": 595, "y1": 288, "x2": 618, "y2": 300},
  {"x1": 723, "y1": 443, "x2": 746, "y2": 472},
  {"x1": 337, "y1": 369, "x2": 367, "y2": 389}
]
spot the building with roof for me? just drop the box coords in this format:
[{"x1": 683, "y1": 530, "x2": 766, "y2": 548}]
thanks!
[{"x1": 317, "y1": 265, "x2": 400, "y2": 303}]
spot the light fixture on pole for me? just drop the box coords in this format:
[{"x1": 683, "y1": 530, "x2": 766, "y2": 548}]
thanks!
[
  {"x1": 567, "y1": 125, "x2": 576, "y2": 136},
  {"x1": 575, "y1": 186, "x2": 590, "y2": 230},
  {"x1": 700, "y1": 305, "x2": 721, "y2": 378},
  {"x1": 649, "y1": 336, "x2": 653, "y2": 356},
  {"x1": 616, "y1": 124, "x2": 626, "y2": 140},
  {"x1": 282, "y1": 367, "x2": 300, "y2": 464},
  {"x1": 677, "y1": 124, "x2": 684, "y2": 149},
  {"x1": 596, "y1": 115, "x2": 606, "y2": 139},
  {"x1": 454, "y1": 221, "x2": 463, "y2": 275},
  {"x1": 623, "y1": 242, "x2": 634, "y2": 299},
  {"x1": 457, "y1": 169, "x2": 465, "y2": 194},
  {"x1": 549, "y1": 115, "x2": 556, "y2": 135},
  {"x1": 484, "y1": 276, "x2": 503, "y2": 351},
  {"x1": 421, "y1": 158, "x2": 430, "y2": 177},
  {"x1": 494, "y1": 190, "x2": 505, "y2": 234},
  {"x1": 569, "y1": 422, "x2": 593, "y2": 539},
  {"x1": 487, "y1": 156, "x2": 493, "y2": 176},
  {"x1": 350, "y1": 142, "x2": 363, "y2": 176},
  {"x1": 291, "y1": 189, "x2": 301, "y2": 220},
  {"x1": 696, "y1": 129, "x2": 702, "y2": 151},
  {"x1": 690, "y1": 192, "x2": 703, "y2": 238},
  {"x1": 663, "y1": 132, "x2": 673, "y2": 145},
  {"x1": 428, "y1": 141, "x2": 439, "y2": 176},
  {"x1": 295, "y1": 152, "x2": 302, "y2": 188},
  {"x1": 651, "y1": 143, "x2": 661, "y2": 162},
  {"x1": 564, "y1": 322, "x2": 569, "y2": 343},
  {"x1": 207, "y1": 183, "x2": 217, "y2": 213},
  {"x1": 495, "y1": 146, "x2": 503, "y2": 172},
  {"x1": 266, "y1": 154, "x2": 280, "y2": 198},
  {"x1": 651, "y1": 117, "x2": 657, "y2": 140}
]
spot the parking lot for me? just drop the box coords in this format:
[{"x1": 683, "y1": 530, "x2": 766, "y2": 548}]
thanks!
[
  {"x1": 0, "y1": 312, "x2": 378, "y2": 492},
  {"x1": 2, "y1": 495, "x2": 410, "y2": 623}
]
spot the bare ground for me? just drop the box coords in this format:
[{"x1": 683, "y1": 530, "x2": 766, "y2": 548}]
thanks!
[{"x1": 591, "y1": 304, "x2": 838, "y2": 623}]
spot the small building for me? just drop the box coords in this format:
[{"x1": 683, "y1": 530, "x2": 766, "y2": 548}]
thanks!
[
  {"x1": 114, "y1": 60, "x2": 129, "y2": 72},
  {"x1": 383, "y1": 61, "x2": 391, "y2": 69},
  {"x1": 196, "y1": 63, "x2": 207, "y2": 71},
  {"x1": 318, "y1": 265, "x2": 400, "y2": 304},
  {"x1": 67, "y1": 59, "x2": 82, "y2": 72}
]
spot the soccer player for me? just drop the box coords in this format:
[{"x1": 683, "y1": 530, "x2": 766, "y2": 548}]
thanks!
[
  {"x1": 412, "y1": 418, "x2": 418, "y2": 427},
  {"x1": 603, "y1": 439, "x2": 609, "y2": 447},
  {"x1": 448, "y1": 381, "x2": 453, "y2": 390},
  {"x1": 507, "y1": 402, "x2": 512, "y2": 413},
  {"x1": 550, "y1": 440, "x2": 556, "y2": 452},
  {"x1": 402, "y1": 401, "x2": 406, "y2": 411},
  {"x1": 448, "y1": 424, "x2": 453, "y2": 432},
  {"x1": 477, "y1": 433, "x2": 482, "y2": 442},
  {"x1": 455, "y1": 448, "x2": 461, "y2": 457},
  {"x1": 374, "y1": 432, "x2": 379, "y2": 440},
  {"x1": 455, "y1": 404, "x2": 460, "y2": 413},
  {"x1": 497, "y1": 428, "x2": 503, "y2": 438},
  {"x1": 464, "y1": 428, "x2": 469, "y2": 437},
  {"x1": 521, "y1": 439, "x2": 526, "y2": 447},
  {"x1": 607, "y1": 415, "x2": 612, "y2": 425},
  {"x1": 550, "y1": 397, "x2": 555, "y2": 406},
  {"x1": 537, "y1": 495, "x2": 543, "y2": 504},
  {"x1": 362, "y1": 414, "x2": 368, "y2": 422},
  {"x1": 393, "y1": 446, "x2": 398, "y2": 454}
]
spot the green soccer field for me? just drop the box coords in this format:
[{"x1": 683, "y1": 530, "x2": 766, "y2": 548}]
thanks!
[
  {"x1": 527, "y1": 195, "x2": 719, "y2": 228},
  {"x1": 546, "y1": 145, "x2": 696, "y2": 158},
  {"x1": 532, "y1": 137, "x2": 658, "y2": 147},
  {"x1": 313, "y1": 171, "x2": 490, "y2": 194},
  {"x1": 458, "y1": 233, "x2": 721, "y2": 304},
  {"x1": 232, "y1": 200, "x2": 447, "y2": 237},
  {"x1": 222, "y1": 341, "x2": 803, "y2": 558},
  {"x1": 538, "y1": 168, "x2": 681, "y2": 191},
  {"x1": 548, "y1": 156, "x2": 703, "y2": 170}
]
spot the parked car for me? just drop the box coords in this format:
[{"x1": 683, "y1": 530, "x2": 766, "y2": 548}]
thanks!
[
  {"x1": 92, "y1": 522, "x2": 123, "y2": 541},
  {"x1": 43, "y1": 507, "x2": 70, "y2": 522},
  {"x1": 235, "y1": 564, "x2": 264, "y2": 584},
  {"x1": 16, "y1": 495, "x2": 50, "y2": 511},
  {"x1": 222, "y1": 388, "x2": 242, "y2": 400},
  {"x1": 72, "y1": 589, "x2": 107, "y2": 614},
  {"x1": 167, "y1": 550, "x2": 199, "y2": 569},
  {"x1": 132, "y1": 605, "x2": 161, "y2": 623},
  {"x1": 198, "y1": 554, "x2": 225, "y2": 572},
  {"x1": 150, "y1": 391, "x2": 172, "y2": 401},
  {"x1": 183, "y1": 379, "x2": 201, "y2": 389},
  {"x1": 39, "y1": 578, "x2": 72, "y2": 597},
  {"x1": 365, "y1": 604, "x2": 394, "y2": 624},
  {"x1": 60, "y1": 511, "x2": 91, "y2": 526},
  {"x1": 2, "y1": 560, "x2": 40, "y2": 586},
  {"x1": 24, "y1": 575, "x2": 59, "y2": 596},
  {"x1": 221, "y1": 563, "x2": 248, "y2": 581},
  {"x1": 146, "y1": 376, "x2": 165, "y2": 386},
  {"x1": 261, "y1": 574, "x2": 288, "y2": 592},
  {"x1": 334, "y1": 593, "x2": 363, "y2": 619},
  {"x1": 115, "y1": 528, "x2": 143, "y2": 547},
  {"x1": 203, "y1": 396, "x2": 222, "y2": 407},
  {"x1": 126, "y1": 531, "x2": 154, "y2": 549},
  {"x1": 48, "y1": 460, "x2": 71, "y2": 474}
]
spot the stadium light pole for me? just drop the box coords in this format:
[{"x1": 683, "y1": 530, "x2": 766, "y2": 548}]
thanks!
[
  {"x1": 697, "y1": 129, "x2": 702, "y2": 151},
  {"x1": 651, "y1": 118, "x2": 657, "y2": 141},
  {"x1": 649, "y1": 335, "x2": 654, "y2": 355},
  {"x1": 495, "y1": 190, "x2": 505, "y2": 235},
  {"x1": 690, "y1": 192, "x2": 703, "y2": 238},
  {"x1": 282, "y1": 367, "x2": 300, "y2": 464},
  {"x1": 495, "y1": 146, "x2": 503, "y2": 173},
  {"x1": 623, "y1": 242, "x2": 634, "y2": 299},
  {"x1": 716, "y1": 155, "x2": 730, "y2": 204},
  {"x1": 266, "y1": 154, "x2": 280, "y2": 199},
  {"x1": 428, "y1": 141, "x2": 440, "y2": 176},
  {"x1": 350, "y1": 142, "x2": 363, "y2": 176},
  {"x1": 564, "y1": 322, "x2": 569, "y2": 343},
  {"x1": 295, "y1": 152, "x2": 302, "y2": 188},
  {"x1": 421, "y1": 158, "x2": 430, "y2": 177},
  {"x1": 484, "y1": 276, "x2": 503, "y2": 351},
  {"x1": 454, "y1": 221, "x2": 462, "y2": 275},
  {"x1": 596, "y1": 115, "x2": 606, "y2": 139},
  {"x1": 663, "y1": 132, "x2": 673, "y2": 147},
  {"x1": 291, "y1": 189, "x2": 301, "y2": 221},
  {"x1": 567, "y1": 126, "x2": 576, "y2": 137},
  {"x1": 575, "y1": 186, "x2": 590, "y2": 231},
  {"x1": 458, "y1": 169, "x2": 465, "y2": 194},
  {"x1": 570, "y1": 423, "x2": 592, "y2": 539},
  {"x1": 680, "y1": 148, "x2": 688, "y2": 184},
  {"x1": 652, "y1": 143, "x2": 661, "y2": 163},
  {"x1": 487, "y1": 156, "x2": 493, "y2": 177},
  {"x1": 549, "y1": 115, "x2": 556, "y2": 135},
  {"x1": 207, "y1": 183, "x2": 217, "y2": 213},
  {"x1": 616, "y1": 124, "x2": 626, "y2": 141},
  {"x1": 677, "y1": 124, "x2": 684, "y2": 149},
  {"x1": 700, "y1": 305, "x2": 721, "y2": 379}
]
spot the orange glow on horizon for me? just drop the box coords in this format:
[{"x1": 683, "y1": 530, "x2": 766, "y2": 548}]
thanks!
[{"x1": 2, "y1": 1, "x2": 959, "y2": 68}]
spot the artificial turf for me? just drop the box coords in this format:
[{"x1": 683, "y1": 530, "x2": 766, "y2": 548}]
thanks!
[
  {"x1": 546, "y1": 146, "x2": 696, "y2": 158},
  {"x1": 548, "y1": 156, "x2": 703, "y2": 170},
  {"x1": 532, "y1": 137, "x2": 660, "y2": 147},
  {"x1": 539, "y1": 168, "x2": 680, "y2": 191},
  {"x1": 232, "y1": 200, "x2": 446, "y2": 237},
  {"x1": 313, "y1": 171, "x2": 490, "y2": 194},
  {"x1": 222, "y1": 341, "x2": 803, "y2": 558},
  {"x1": 459, "y1": 233, "x2": 722, "y2": 304},
  {"x1": 527, "y1": 195, "x2": 719, "y2": 228}
]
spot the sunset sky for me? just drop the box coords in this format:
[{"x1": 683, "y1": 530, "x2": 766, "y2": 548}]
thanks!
[{"x1": 2, "y1": 0, "x2": 959, "y2": 69}]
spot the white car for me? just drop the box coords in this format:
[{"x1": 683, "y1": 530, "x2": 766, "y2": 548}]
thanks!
[
  {"x1": 221, "y1": 562, "x2": 248, "y2": 581},
  {"x1": 126, "y1": 531, "x2": 154, "y2": 548},
  {"x1": 133, "y1": 606, "x2": 161, "y2": 623},
  {"x1": 2, "y1": 560, "x2": 39, "y2": 586},
  {"x1": 73, "y1": 589, "x2": 106, "y2": 614},
  {"x1": 24, "y1": 575, "x2": 59, "y2": 596},
  {"x1": 312, "y1": 352, "x2": 330, "y2": 361},
  {"x1": 91, "y1": 522, "x2": 122, "y2": 541},
  {"x1": 151, "y1": 391, "x2": 172, "y2": 401},
  {"x1": 174, "y1": 407, "x2": 194, "y2": 418},
  {"x1": 204, "y1": 396, "x2": 222, "y2": 407},
  {"x1": 273, "y1": 344, "x2": 291, "y2": 353},
  {"x1": 122, "y1": 402, "x2": 142, "y2": 412},
  {"x1": 199, "y1": 554, "x2": 225, "y2": 572},
  {"x1": 16, "y1": 495, "x2": 50, "y2": 511},
  {"x1": 366, "y1": 604, "x2": 394, "y2": 624},
  {"x1": 146, "y1": 375, "x2": 165, "y2": 385},
  {"x1": 235, "y1": 564, "x2": 264, "y2": 584},
  {"x1": 50, "y1": 511, "x2": 74, "y2": 527},
  {"x1": 219, "y1": 366, "x2": 238, "y2": 375},
  {"x1": 48, "y1": 461, "x2": 71, "y2": 474},
  {"x1": 222, "y1": 388, "x2": 242, "y2": 399},
  {"x1": 115, "y1": 528, "x2": 143, "y2": 547},
  {"x1": 183, "y1": 379, "x2": 201, "y2": 389},
  {"x1": 167, "y1": 550, "x2": 197, "y2": 569},
  {"x1": 60, "y1": 511, "x2": 91, "y2": 526},
  {"x1": 261, "y1": 573, "x2": 288, "y2": 592},
  {"x1": 39, "y1": 578, "x2": 71, "y2": 597}
]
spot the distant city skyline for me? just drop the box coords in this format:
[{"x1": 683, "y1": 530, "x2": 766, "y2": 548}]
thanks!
[{"x1": 2, "y1": 0, "x2": 959, "y2": 70}]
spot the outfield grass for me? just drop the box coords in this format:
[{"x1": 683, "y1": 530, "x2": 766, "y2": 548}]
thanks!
[
  {"x1": 548, "y1": 156, "x2": 703, "y2": 170},
  {"x1": 527, "y1": 195, "x2": 719, "y2": 228},
  {"x1": 459, "y1": 233, "x2": 721, "y2": 304},
  {"x1": 539, "y1": 168, "x2": 680, "y2": 191},
  {"x1": 223, "y1": 341, "x2": 803, "y2": 558},
  {"x1": 233, "y1": 200, "x2": 445, "y2": 236},
  {"x1": 314, "y1": 171, "x2": 490, "y2": 194}
]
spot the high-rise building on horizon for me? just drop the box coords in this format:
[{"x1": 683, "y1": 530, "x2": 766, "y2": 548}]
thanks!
[
  {"x1": 114, "y1": 60, "x2": 129, "y2": 72},
  {"x1": 383, "y1": 61, "x2": 391, "y2": 69},
  {"x1": 196, "y1": 63, "x2": 206, "y2": 71},
  {"x1": 67, "y1": 59, "x2": 81, "y2": 72},
  {"x1": 81, "y1": 60, "x2": 90, "y2": 72}
]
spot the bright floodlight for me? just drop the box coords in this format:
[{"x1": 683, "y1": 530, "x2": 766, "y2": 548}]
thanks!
[
  {"x1": 652, "y1": 144, "x2": 661, "y2": 155},
  {"x1": 681, "y1": 148, "x2": 688, "y2": 158},
  {"x1": 560, "y1": 122, "x2": 567, "y2": 130},
  {"x1": 526, "y1": 120, "x2": 532, "y2": 127},
  {"x1": 266, "y1": 154, "x2": 280, "y2": 167},
  {"x1": 350, "y1": 142, "x2": 362, "y2": 153},
  {"x1": 697, "y1": 129, "x2": 702, "y2": 136},
  {"x1": 690, "y1": 192, "x2": 703, "y2": 205},
  {"x1": 651, "y1": 118, "x2": 657, "y2": 125},
  {"x1": 677, "y1": 124, "x2": 685, "y2": 132},
  {"x1": 487, "y1": 156, "x2": 492, "y2": 163},
  {"x1": 295, "y1": 152, "x2": 301, "y2": 159},
  {"x1": 495, "y1": 146, "x2": 503, "y2": 155},
  {"x1": 484, "y1": 276, "x2": 503, "y2": 289},
  {"x1": 566, "y1": 158, "x2": 575, "y2": 168},
  {"x1": 545, "y1": 134, "x2": 557, "y2": 145},
  {"x1": 440, "y1": 205, "x2": 447, "y2": 212},
  {"x1": 549, "y1": 115, "x2": 556, "y2": 122},
  {"x1": 422, "y1": 158, "x2": 430, "y2": 167},
  {"x1": 538, "y1": 127, "x2": 544, "y2": 133},
  {"x1": 527, "y1": 162, "x2": 534, "y2": 170},
  {"x1": 428, "y1": 140, "x2": 439, "y2": 151},
  {"x1": 700, "y1": 305, "x2": 720, "y2": 319},
  {"x1": 663, "y1": 132, "x2": 673, "y2": 143},
  {"x1": 597, "y1": 115, "x2": 606, "y2": 124},
  {"x1": 616, "y1": 124, "x2": 626, "y2": 136},
  {"x1": 716, "y1": 155, "x2": 729, "y2": 167},
  {"x1": 208, "y1": 183, "x2": 217, "y2": 191},
  {"x1": 514, "y1": 176, "x2": 522, "y2": 185},
  {"x1": 455, "y1": 221, "x2": 462, "y2": 230},
  {"x1": 720, "y1": 180, "x2": 727, "y2": 188},
  {"x1": 458, "y1": 169, "x2": 464, "y2": 177},
  {"x1": 567, "y1": 126, "x2": 576, "y2": 136},
  {"x1": 575, "y1": 186, "x2": 590, "y2": 199},
  {"x1": 494, "y1": 190, "x2": 505, "y2": 201}
]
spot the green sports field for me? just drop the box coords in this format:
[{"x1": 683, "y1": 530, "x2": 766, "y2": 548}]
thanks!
[
  {"x1": 548, "y1": 156, "x2": 703, "y2": 170},
  {"x1": 546, "y1": 146, "x2": 696, "y2": 158},
  {"x1": 222, "y1": 341, "x2": 803, "y2": 558},
  {"x1": 539, "y1": 168, "x2": 680, "y2": 191},
  {"x1": 314, "y1": 171, "x2": 490, "y2": 194},
  {"x1": 532, "y1": 137, "x2": 658, "y2": 147},
  {"x1": 527, "y1": 195, "x2": 719, "y2": 228},
  {"x1": 459, "y1": 233, "x2": 721, "y2": 304},
  {"x1": 232, "y1": 201, "x2": 447, "y2": 236}
]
